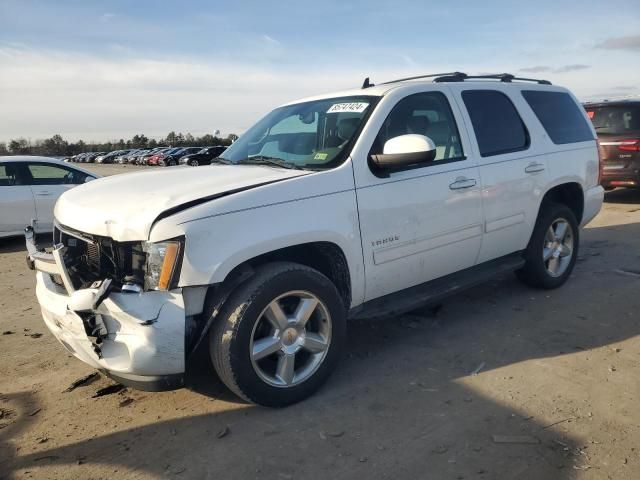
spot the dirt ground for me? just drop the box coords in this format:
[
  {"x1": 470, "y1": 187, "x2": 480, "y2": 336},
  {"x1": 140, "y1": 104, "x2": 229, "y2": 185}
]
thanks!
[{"x1": 1, "y1": 164, "x2": 639, "y2": 479}]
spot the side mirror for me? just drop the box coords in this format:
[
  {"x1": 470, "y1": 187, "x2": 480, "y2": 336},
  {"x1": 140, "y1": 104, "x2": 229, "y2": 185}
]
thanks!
[
  {"x1": 85, "y1": 176, "x2": 96, "y2": 183},
  {"x1": 370, "y1": 134, "x2": 436, "y2": 171}
]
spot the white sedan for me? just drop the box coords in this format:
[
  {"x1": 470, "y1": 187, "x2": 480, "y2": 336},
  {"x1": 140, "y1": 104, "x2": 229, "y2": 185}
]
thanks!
[{"x1": 0, "y1": 156, "x2": 98, "y2": 237}]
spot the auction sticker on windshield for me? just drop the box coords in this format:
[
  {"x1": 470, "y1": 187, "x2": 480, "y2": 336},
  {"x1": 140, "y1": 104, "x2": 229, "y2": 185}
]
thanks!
[{"x1": 327, "y1": 102, "x2": 369, "y2": 114}]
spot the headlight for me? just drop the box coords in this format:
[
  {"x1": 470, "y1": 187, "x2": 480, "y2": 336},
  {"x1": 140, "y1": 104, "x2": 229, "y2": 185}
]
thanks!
[{"x1": 144, "y1": 240, "x2": 182, "y2": 291}]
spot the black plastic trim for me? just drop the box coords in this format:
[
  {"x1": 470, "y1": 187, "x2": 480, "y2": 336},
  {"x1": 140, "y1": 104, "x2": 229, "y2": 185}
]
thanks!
[{"x1": 348, "y1": 252, "x2": 525, "y2": 320}]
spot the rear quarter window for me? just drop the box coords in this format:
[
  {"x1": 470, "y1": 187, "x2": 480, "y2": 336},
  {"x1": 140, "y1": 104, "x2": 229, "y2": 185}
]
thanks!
[
  {"x1": 462, "y1": 90, "x2": 529, "y2": 157},
  {"x1": 522, "y1": 90, "x2": 595, "y2": 144}
]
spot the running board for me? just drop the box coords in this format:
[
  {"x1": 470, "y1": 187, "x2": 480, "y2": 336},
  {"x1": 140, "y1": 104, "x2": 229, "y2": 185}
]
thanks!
[{"x1": 348, "y1": 252, "x2": 525, "y2": 320}]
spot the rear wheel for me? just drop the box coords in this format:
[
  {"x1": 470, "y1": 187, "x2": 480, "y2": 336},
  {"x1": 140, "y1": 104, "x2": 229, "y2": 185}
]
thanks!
[
  {"x1": 516, "y1": 202, "x2": 579, "y2": 289},
  {"x1": 209, "y1": 262, "x2": 346, "y2": 407}
]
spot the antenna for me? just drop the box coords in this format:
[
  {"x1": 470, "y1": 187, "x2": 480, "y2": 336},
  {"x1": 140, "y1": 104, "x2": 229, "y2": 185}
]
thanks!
[{"x1": 362, "y1": 77, "x2": 374, "y2": 89}]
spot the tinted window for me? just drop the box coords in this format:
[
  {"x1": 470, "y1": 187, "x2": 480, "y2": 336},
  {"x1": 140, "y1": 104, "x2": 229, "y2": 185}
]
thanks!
[
  {"x1": 26, "y1": 163, "x2": 88, "y2": 185},
  {"x1": 372, "y1": 92, "x2": 464, "y2": 162},
  {"x1": 0, "y1": 165, "x2": 17, "y2": 186},
  {"x1": 462, "y1": 90, "x2": 529, "y2": 157},
  {"x1": 523, "y1": 90, "x2": 594, "y2": 144},
  {"x1": 584, "y1": 104, "x2": 640, "y2": 136}
]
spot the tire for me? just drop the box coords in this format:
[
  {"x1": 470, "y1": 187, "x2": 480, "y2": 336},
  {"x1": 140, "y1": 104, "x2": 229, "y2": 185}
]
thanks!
[
  {"x1": 209, "y1": 262, "x2": 346, "y2": 407},
  {"x1": 516, "y1": 202, "x2": 579, "y2": 289},
  {"x1": 168, "y1": 159, "x2": 176, "y2": 167},
  {"x1": 190, "y1": 159, "x2": 199, "y2": 167}
]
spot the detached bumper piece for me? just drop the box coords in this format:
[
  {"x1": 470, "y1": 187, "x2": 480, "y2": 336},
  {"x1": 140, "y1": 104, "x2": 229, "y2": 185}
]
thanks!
[{"x1": 24, "y1": 226, "x2": 186, "y2": 391}]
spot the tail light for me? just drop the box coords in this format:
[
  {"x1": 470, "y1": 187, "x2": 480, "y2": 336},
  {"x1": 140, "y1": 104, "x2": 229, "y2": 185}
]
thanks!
[
  {"x1": 618, "y1": 140, "x2": 640, "y2": 152},
  {"x1": 597, "y1": 142, "x2": 604, "y2": 184}
]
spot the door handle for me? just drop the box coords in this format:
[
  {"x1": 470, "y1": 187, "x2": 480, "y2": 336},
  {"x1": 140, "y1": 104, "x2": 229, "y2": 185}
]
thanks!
[
  {"x1": 525, "y1": 162, "x2": 545, "y2": 174},
  {"x1": 449, "y1": 177, "x2": 477, "y2": 190},
  {"x1": 35, "y1": 191, "x2": 52, "y2": 196}
]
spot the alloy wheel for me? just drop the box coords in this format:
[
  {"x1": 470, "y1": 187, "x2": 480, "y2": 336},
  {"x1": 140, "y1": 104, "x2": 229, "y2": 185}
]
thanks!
[
  {"x1": 543, "y1": 218, "x2": 574, "y2": 277},
  {"x1": 249, "y1": 290, "x2": 332, "y2": 387}
]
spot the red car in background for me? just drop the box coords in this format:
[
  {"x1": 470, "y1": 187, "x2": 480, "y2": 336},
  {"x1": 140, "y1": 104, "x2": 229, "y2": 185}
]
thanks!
[
  {"x1": 584, "y1": 100, "x2": 640, "y2": 190},
  {"x1": 147, "y1": 147, "x2": 182, "y2": 166}
]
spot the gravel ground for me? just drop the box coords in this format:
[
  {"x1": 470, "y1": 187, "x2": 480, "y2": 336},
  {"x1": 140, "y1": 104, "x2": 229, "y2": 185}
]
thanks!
[{"x1": 0, "y1": 165, "x2": 639, "y2": 479}]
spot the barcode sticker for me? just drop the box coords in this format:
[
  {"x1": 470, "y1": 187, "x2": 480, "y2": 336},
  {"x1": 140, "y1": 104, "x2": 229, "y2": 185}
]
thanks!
[{"x1": 327, "y1": 102, "x2": 369, "y2": 114}]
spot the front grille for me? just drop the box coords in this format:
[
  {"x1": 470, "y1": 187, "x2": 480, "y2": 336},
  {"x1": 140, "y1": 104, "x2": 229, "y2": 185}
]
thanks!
[{"x1": 53, "y1": 224, "x2": 145, "y2": 290}]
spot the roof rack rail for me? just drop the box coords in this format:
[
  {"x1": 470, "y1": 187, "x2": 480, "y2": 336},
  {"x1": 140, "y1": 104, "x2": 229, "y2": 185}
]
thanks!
[
  {"x1": 361, "y1": 72, "x2": 466, "y2": 89},
  {"x1": 433, "y1": 72, "x2": 551, "y2": 85}
]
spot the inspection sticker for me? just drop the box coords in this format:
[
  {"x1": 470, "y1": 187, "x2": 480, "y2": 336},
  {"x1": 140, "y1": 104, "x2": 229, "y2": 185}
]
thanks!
[{"x1": 327, "y1": 102, "x2": 369, "y2": 114}]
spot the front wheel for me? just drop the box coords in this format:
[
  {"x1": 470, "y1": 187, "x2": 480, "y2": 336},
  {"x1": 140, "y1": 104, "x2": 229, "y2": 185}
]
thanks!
[
  {"x1": 189, "y1": 159, "x2": 199, "y2": 166},
  {"x1": 516, "y1": 202, "x2": 579, "y2": 289},
  {"x1": 209, "y1": 262, "x2": 346, "y2": 407}
]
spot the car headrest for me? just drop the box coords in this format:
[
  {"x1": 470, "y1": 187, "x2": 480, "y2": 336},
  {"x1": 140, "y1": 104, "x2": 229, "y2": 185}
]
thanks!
[
  {"x1": 337, "y1": 118, "x2": 360, "y2": 141},
  {"x1": 407, "y1": 115, "x2": 430, "y2": 135}
]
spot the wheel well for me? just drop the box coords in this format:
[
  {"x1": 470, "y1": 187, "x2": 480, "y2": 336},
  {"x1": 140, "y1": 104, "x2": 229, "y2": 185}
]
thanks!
[
  {"x1": 228, "y1": 242, "x2": 352, "y2": 308},
  {"x1": 541, "y1": 183, "x2": 584, "y2": 223}
]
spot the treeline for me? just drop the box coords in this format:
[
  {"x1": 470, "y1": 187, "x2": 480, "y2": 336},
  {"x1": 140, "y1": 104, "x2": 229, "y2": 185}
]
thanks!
[{"x1": 0, "y1": 132, "x2": 238, "y2": 157}]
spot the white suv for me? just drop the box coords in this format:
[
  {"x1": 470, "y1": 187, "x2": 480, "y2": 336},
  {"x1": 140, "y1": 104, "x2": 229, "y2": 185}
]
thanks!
[{"x1": 26, "y1": 72, "x2": 604, "y2": 407}]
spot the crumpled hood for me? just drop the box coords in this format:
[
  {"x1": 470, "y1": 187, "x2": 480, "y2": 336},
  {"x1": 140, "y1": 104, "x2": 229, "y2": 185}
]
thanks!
[{"x1": 55, "y1": 165, "x2": 308, "y2": 240}]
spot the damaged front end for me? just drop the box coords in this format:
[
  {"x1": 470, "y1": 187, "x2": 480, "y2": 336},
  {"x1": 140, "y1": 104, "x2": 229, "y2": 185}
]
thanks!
[
  {"x1": 49, "y1": 223, "x2": 147, "y2": 292},
  {"x1": 25, "y1": 225, "x2": 186, "y2": 391}
]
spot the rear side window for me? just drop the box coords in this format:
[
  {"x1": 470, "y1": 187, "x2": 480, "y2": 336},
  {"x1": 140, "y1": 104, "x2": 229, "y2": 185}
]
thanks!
[
  {"x1": 462, "y1": 90, "x2": 529, "y2": 157},
  {"x1": 522, "y1": 90, "x2": 594, "y2": 144}
]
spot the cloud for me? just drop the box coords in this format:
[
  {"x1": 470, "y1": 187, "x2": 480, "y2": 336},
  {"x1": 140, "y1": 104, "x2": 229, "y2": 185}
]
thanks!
[
  {"x1": 553, "y1": 64, "x2": 590, "y2": 73},
  {"x1": 519, "y1": 66, "x2": 552, "y2": 73},
  {"x1": 611, "y1": 86, "x2": 636, "y2": 91},
  {"x1": 0, "y1": 45, "x2": 395, "y2": 142},
  {"x1": 0, "y1": 44, "x2": 635, "y2": 142},
  {"x1": 100, "y1": 13, "x2": 116, "y2": 23},
  {"x1": 595, "y1": 35, "x2": 640, "y2": 51},
  {"x1": 261, "y1": 34, "x2": 281, "y2": 46},
  {"x1": 520, "y1": 65, "x2": 590, "y2": 74}
]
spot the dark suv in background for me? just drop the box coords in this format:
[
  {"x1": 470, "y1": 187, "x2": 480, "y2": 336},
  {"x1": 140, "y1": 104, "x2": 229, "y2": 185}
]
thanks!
[
  {"x1": 584, "y1": 100, "x2": 640, "y2": 190},
  {"x1": 179, "y1": 146, "x2": 227, "y2": 166}
]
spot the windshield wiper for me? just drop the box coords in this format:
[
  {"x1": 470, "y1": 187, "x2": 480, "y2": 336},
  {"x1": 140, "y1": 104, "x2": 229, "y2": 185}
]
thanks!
[{"x1": 237, "y1": 156, "x2": 302, "y2": 170}]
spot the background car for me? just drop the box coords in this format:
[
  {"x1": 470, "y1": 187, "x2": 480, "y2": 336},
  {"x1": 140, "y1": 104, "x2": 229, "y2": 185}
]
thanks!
[
  {"x1": 96, "y1": 149, "x2": 133, "y2": 164},
  {"x1": 147, "y1": 147, "x2": 183, "y2": 166},
  {"x1": 137, "y1": 147, "x2": 169, "y2": 165},
  {"x1": 160, "y1": 146, "x2": 202, "y2": 166},
  {"x1": 179, "y1": 146, "x2": 227, "y2": 166},
  {"x1": 584, "y1": 100, "x2": 640, "y2": 190},
  {"x1": 0, "y1": 156, "x2": 98, "y2": 237}
]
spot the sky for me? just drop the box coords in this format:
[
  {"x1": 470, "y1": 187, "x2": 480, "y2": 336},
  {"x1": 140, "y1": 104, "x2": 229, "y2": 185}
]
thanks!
[{"x1": 0, "y1": 0, "x2": 639, "y2": 143}]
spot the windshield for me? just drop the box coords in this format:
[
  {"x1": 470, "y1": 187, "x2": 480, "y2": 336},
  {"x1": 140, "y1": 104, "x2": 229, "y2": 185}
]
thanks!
[
  {"x1": 586, "y1": 104, "x2": 640, "y2": 135},
  {"x1": 221, "y1": 95, "x2": 377, "y2": 170}
]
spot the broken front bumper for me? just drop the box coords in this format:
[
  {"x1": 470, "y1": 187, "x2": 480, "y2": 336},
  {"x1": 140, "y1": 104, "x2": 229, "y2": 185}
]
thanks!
[{"x1": 25, "y1": 227, "x2": 185, "y2": 391}]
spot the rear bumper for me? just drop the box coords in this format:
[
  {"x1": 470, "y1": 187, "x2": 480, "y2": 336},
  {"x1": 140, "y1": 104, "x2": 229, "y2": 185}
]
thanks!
[
  {"x1": 600, "y1": 158, "x2": 640, "y2": 188},
  {"x1": 581, "y1": 185, "x2": 605, "y2": 227},
  {"x1": 26, "y1": 229, "x2": 186, "y2": 386},
  {"x1": 601, "y1": 170, "x2": 640, "y2": 188}
]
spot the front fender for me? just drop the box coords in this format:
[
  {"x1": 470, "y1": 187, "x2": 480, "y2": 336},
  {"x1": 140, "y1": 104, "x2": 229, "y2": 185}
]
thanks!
[
  {"x1": 149, "y1": 162, "x2": 365, "y2": 307},
  {"x1": 152, "y1": 188, "x2": 365, "y2": 308}
]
